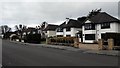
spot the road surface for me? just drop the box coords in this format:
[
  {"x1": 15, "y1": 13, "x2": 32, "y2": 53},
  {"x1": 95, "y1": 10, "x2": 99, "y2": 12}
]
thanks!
[{"x1": 2, "y1": 40, "x2": 118, "y2": 66}]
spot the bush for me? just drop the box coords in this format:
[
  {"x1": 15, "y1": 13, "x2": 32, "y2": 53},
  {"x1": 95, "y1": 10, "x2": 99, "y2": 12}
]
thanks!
[
  {"x1": 25, "y1": 34, "x2": 41, "y2": 44},
  {"x1": 105, "y1": 33, "x2": 120, "y2": 46},
  {"x1": 49, "y1": 37, "x2": 75, "y2": 45},
  {"x1": 41, "y1": 38, "x2": 46, "y2": 41}
]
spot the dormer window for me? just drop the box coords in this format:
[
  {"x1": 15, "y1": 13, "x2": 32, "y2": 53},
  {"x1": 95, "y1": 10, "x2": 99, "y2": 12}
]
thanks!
[
  {"x1": 57, "y1": 28, "x2": 63, "y2": 32},
  {"x1": 101, "y1": 23, "x2": 110, "y2": 29},
  {"x1": 85, "y1": 23, "x2": 95, "y2": 30}
]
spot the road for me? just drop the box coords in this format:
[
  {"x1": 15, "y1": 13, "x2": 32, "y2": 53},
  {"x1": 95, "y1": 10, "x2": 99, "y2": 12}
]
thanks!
[{"x1": 2, "y1": 40, "x2": 118, "y2": 66}]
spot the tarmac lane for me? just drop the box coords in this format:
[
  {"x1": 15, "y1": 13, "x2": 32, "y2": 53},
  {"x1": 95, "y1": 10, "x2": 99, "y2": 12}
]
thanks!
[{"x1": 2, "y1": 40, "x2": 119, "y2": 66}]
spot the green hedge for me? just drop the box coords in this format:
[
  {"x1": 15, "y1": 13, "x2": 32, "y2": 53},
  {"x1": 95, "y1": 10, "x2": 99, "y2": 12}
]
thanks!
[
  {"x1": 24, "y1": 34, "x2": 41, "y2": 44},
  {"x1": 104, "y1": 33, "x2": 120, "y2": 46}
]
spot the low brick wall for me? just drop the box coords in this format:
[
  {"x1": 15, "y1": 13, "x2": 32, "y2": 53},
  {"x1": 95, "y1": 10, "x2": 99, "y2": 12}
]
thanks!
[
  {"x1": 47, "y1": 37, "x2": 99, "y2": 50},
  {"x1": 79, "y1": 43, "x2": 99, "y2": 50}
]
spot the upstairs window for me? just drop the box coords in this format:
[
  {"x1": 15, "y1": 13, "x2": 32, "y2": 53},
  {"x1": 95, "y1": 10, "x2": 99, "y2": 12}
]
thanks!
[
  {"x1": 66, "y1": 28, "x2": 71, "y2": 31},
  {"x1": 57, "y1": 28, "x2": 63, "y2": 32},
  {"x1": 101, "y1": 23, "x2": 110, "y2": 29},
  {"x1": 85, "y1": 23, "x2": 95, "y2": 30}
]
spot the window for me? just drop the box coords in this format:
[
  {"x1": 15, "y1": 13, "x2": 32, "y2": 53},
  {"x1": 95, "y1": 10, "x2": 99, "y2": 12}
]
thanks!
[
  {"x1": 57, "y1": 28, "x2": 63, "y2": 32},
  {"x1": 101, "y1": 23, "x2": 110, "y2": 29},
  {"x1": 85, "y1": 34, "x2": 95, "y2": 40},
  {"x1": 57, "y1": 35, "x2": 63, "y2": 37},
  {"x1": 85, "y1": 23, "x2": 95, "y2": 30},
  {"x1": 101, "y1": 34, "x2": 105, "y2": 39},
  {"x1": 66, "y1": 28, "x2": 71, "y2": 31},
  {"x1": 66, "y1": 35, "x2": 71, "y2": 37}
]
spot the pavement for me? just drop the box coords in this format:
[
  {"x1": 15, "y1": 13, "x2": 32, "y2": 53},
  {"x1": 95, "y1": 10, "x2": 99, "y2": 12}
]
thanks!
[{"x1": 10, "y1": 41, "x2": 120, "y2": 57}]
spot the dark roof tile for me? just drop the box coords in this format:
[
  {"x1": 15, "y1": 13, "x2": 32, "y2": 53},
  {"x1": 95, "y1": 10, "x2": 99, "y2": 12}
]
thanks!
[
  {"x1": 89, "y1": 12, "x2": 120, "y2": 24},
  {"x1": 44, "y1": 24, "x2": 58, "y2": 31},
  {"x1": 63, "y1": 19, "x2": 83, "y2": 28}
]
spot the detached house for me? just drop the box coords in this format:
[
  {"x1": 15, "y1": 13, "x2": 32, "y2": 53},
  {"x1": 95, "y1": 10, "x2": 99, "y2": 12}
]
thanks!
[
  {"x1": 63, "y1": 19, "x2": 82, "y2": 37},
  {"x1": 82, "y1": 11, "x2": 120, "y2": 43},
  {"x1": 56, "y1": 18, "x2": 85, "y2": 42},
  {"x1": 56, "y1": 22, "x2": 66, "y2": 37},
  {"x1": 56, "y1": 18, "x2": 82, "y2": 37},
  {"x1": 44, "y1": 24, "x2": 58, "y2": 38}
]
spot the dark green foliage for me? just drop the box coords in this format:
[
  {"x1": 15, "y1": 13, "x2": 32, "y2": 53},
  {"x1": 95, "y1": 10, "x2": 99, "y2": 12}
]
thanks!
[
  {"x1": 24, "y1": 34, "x2": 41, "y2": 44},
  {"x1": 103, "y1": 33, "x2": 120, "y2": 46},
  {"x1": 3, "y1": 32, "x2": 14, "y2": 39},
  {"x1": 41, "y1": 38, "x2": 46, "y2": 42},
  {"x1": 11, "y1": 36, "x2": 19, "y2": 41}
]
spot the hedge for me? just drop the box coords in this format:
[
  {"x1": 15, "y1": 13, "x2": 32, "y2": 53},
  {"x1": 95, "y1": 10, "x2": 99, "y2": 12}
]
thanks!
[
  {"x1": 24, "y1": 34, "x2": 41, "y2": 44},
  {"x1": 49, "y1": 37, "x2": 75, "y2": 45}
]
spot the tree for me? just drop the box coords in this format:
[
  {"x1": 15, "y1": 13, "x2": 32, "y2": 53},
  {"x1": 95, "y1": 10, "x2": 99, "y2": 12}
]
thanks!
[
  {"x1": 40, "y1": 21, "x2": 48, "y2": 30},
  {"x1": 88, "y1": 8, "x2": 102, "y2": 18},
  {"x1": 0, "y1": 25, "x2": 11, "y2": 34},
  {"x1": 40, "y1": 21, "x2": 48, "y2": 39},
  {"x1": 15, "y1": 24, "x2": 27, "y2": 42}
]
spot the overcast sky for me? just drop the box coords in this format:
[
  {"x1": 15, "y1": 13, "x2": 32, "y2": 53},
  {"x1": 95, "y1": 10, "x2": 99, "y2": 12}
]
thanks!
[{"x1": 0, "y1": 0, "x2": 119, "y2": 30}]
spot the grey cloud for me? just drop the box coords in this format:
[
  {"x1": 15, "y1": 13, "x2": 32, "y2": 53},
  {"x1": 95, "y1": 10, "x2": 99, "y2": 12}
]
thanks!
[{"x1": 0, "y1": 2, "x2": 118, "y2": 29}]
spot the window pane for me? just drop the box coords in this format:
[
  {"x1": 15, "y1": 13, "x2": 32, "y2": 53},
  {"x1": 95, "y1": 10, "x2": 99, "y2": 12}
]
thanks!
[
  {"x1": 85, "y1": 24, "x2": 95, "y2": 30},
  {"x1": 57, "y1": 35, "x2": 63, "y2": 37},
  {"x1": 66, "y1": 35, "x2": 71, "y2": 37},
  {"x1": 85, "y1": 34, "x2": 95, "y2": 40},
  {"x1": 57, "y1": 28, "x2": 63, "y2": 32},
  {"x1": 101, "y1": 23, "x2": 110, "y2": 29}
]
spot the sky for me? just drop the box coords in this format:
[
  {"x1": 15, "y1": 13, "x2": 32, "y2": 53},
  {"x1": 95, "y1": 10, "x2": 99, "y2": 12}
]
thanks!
[{"x1": 0, "y1": 0, "x2": 119, "y2": 31}]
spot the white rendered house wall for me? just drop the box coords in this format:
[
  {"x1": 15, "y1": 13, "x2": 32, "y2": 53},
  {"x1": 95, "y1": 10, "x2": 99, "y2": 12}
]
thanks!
[
  {"x1": 63, "y1": 28, "x2": 81, "y2": 37},
  {"x1": 82, "y1": 22, "x2": 120, "y2": 43},
  {"x1": 47, "y1": 31, "x2": 56, "y2": 37}
]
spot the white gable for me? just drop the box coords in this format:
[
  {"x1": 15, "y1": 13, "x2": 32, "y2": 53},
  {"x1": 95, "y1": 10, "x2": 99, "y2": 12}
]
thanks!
[{"x1": 85, "y1": 20, "x2": 91, "y2": 23}]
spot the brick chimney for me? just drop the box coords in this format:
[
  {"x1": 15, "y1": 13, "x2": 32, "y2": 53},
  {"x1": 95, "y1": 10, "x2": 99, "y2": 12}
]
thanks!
[{"x1": 65, "y1": 18, "x2": 69, "y2": 24}]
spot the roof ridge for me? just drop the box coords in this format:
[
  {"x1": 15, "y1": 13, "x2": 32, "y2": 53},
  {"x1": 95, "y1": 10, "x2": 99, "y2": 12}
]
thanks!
[{"x1": 48, "y1": 24, "x2": 58, "y2": 26}]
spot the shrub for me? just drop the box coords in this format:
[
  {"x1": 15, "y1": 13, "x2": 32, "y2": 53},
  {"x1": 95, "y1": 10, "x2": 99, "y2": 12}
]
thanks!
[{"x1": 25, "y1": 34, "x2": 41, "y2": 44}]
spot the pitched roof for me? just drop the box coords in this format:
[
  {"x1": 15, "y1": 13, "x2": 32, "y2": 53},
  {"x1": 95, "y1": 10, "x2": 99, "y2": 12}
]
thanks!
[
  {"x1": 44, "y1": 24, "x2": 58, "y2": 31},
  {"x1": 58, "y1": 22, "x2": 66, "y2": 28},
  {"x1": 89, "y1": 12, "x2": 120, "y2": 24},
  {"x1": 63, "y1": 19, "x2": 83, "y2": 28}
]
